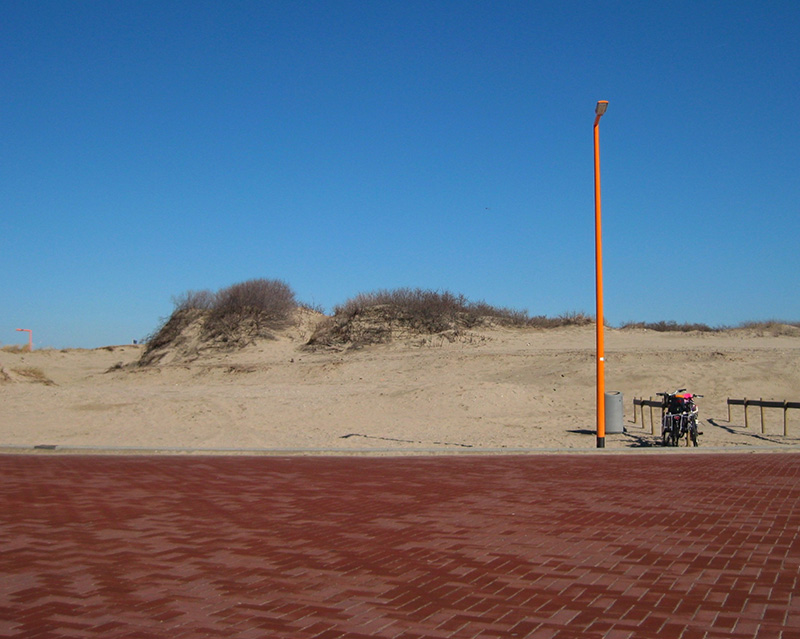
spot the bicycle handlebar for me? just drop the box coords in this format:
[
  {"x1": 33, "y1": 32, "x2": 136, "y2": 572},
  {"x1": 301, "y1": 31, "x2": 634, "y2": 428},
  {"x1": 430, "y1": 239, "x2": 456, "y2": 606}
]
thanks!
[{"x1": 656, "y1": 390, "x2": 702, "y2": 398}]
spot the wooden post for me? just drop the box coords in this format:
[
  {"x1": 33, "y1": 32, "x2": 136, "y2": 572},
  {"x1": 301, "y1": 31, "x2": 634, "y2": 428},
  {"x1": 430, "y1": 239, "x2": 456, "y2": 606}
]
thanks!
[
  {"x1": 650, "y1": 397, "x2": 655, "y2": 435},
  {"x1": 784, "y1": 401, "x2": 789, "y2": 437},
  {"x1": 744, "y1": 398, "x2": 749, "y2": 429},
  {"x1": 760, "y1": 398, "x2": 765, "y2": 434},
  {"x1": 633, "y1": 399, "x2": 638, "y2": 424},
  {"x1": 727, "y1": 398, "x2": 731, "y2": 422}
]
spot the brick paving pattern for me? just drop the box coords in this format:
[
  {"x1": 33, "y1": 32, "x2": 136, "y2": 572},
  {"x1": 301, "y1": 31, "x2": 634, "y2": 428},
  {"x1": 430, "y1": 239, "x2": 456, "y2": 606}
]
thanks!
[{"x1": 1, "y1": 453, "x2": 799, "y2": 638}]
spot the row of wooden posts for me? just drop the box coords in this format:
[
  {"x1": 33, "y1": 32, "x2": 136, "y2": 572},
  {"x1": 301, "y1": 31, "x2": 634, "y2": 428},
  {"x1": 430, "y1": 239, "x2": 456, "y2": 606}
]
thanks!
[{"x1": 632, "y1": 397, "x2": 800, "y2": 437}]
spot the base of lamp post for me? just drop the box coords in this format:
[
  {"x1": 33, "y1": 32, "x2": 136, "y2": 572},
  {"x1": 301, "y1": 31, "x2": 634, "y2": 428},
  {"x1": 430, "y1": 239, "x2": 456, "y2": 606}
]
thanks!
[{"x1": 596, "y1": 436, "x2": 605, "y2": 448}]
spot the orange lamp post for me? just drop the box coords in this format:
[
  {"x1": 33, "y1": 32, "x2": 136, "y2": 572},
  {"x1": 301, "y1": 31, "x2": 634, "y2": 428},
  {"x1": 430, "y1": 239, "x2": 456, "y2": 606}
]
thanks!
[
  {"x1": 16, "y1": 328, "x2": 33, "y2": 352},
  {"x1": 593, "y1": 100, "x2": 608, "y2": 448}
]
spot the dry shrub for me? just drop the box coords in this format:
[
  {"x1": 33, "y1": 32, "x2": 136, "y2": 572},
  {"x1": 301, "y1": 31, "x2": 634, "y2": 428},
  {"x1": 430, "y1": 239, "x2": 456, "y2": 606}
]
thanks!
[
  {"x1": 141, "y1": 279, "x2": 298, "y2": 363},
  {"x1": 308, "y1": 288, "x2": 534, "y2": 348},
  {"x1": 619, "y1": 319, "x2": 799, "y2": 334},
  {"x1": 335, "y1": 289, "x2": 529, "y2": 329},
  {"x1": 172, "y1": 289, "x2": 216, "y2": 311},
  {"x1": 736, "y1": 320, "x2": 800, "y2": 336},
  {"x1": 140, "y1": 307, "x2": 206, "y2": 364},
  {"x1": 1, "y1": 344, "x2": 30, "y2": 354},
  {"x1": 526, "y1": 311, "x2": 593, "y2": 328},
  {"x1": 620, "y1": 320, "x2": 717, "y2": 333},
  {"x1": 12, "y1": 366, "x2": 55, "y2": 385},
  {"x1": 204, "y1": 279, "x2": 296, "y2": 344}
]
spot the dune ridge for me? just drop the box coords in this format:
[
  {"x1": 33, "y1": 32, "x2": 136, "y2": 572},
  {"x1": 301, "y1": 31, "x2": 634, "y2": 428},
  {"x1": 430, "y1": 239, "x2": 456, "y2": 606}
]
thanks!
[{"x1": 2, "y1": 310, "x2": 799, "y2": 453}]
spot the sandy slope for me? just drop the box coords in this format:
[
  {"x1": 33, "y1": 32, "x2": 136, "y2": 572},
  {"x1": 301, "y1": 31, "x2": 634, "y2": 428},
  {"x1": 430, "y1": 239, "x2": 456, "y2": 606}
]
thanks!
[{"x1": 2, "y1": 323, "x2": 799, "y2": 453}]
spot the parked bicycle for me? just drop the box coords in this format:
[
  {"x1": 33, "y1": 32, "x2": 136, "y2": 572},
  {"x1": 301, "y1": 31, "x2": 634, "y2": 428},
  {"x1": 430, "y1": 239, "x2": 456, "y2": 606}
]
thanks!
[{"x1": 656, "y1": 389, "x2": 703, "y2": 446}]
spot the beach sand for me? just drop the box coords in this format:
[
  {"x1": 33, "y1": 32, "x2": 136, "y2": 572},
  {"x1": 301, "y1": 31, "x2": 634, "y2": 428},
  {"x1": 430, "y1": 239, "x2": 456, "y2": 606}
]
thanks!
[{"x1": 2, "y1": 320, "x2": 799, "y2": 454}]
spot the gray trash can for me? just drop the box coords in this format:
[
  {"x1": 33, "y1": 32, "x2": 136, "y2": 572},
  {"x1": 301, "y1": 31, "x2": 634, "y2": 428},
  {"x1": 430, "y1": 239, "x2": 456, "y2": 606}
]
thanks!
[{"x1": 605, "y1": 391, "x2": 624, "y2": 434}]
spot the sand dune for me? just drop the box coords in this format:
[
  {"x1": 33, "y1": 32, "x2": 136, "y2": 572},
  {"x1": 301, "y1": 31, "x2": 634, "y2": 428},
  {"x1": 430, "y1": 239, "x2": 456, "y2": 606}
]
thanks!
[{"x1": 2, "y1": 321, "x2": 799, "y2": 453}]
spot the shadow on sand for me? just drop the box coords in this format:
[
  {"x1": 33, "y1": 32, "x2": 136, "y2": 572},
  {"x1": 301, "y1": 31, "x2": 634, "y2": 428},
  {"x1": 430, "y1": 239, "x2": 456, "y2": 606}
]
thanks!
[{"x1": 566, "y1": 426, "x2": 661, "y2": 448}]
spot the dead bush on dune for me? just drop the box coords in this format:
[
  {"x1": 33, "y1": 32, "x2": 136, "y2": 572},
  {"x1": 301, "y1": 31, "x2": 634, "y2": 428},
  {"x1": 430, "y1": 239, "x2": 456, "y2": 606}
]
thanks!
[
  {"x1": 347, "y1": 289, "x2": 532, "y2": 328},
  {"x1": 1, "y1": 344, "x2": 31, "y2": 354},
  {"x1": 140, "y1": 278, "x2": 298, "y2": 364},
  {"x1": 204, "y1": 279, "x2": 296, "y2": 345},
  {"x1": 171, "y1": 289, "x2": 216, "y2": 311},
  {"x1": 620, "y1": 320, "x2": 717, "y2": 333},
  {"x1": 612, "y1": 319, "x2": 800, "y2": 334},
  {"x1": 526, "y1": 311, "x2": 593, "y2": 328},
  {"x1": 338, "y1": 290, "x2": 478, "y2": 330},
  {"x1": 140, "y1": 307, "x2": 206, "y2": 365},
  {"x1": 735, "y1": 320, "x2": 800, "y2": 336},
  {"x1": 12, "y1": 366, "x2": 55, "y2": 385},
  {"x1": 307, "y1": 288, "x2": 534, "y2": 348}
]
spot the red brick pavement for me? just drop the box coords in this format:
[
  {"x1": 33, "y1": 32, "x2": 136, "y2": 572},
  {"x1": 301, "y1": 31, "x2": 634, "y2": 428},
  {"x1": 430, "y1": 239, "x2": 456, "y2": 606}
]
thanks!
[{"x1": 1, "y1": 452, "x2": 799, "y2": 638}]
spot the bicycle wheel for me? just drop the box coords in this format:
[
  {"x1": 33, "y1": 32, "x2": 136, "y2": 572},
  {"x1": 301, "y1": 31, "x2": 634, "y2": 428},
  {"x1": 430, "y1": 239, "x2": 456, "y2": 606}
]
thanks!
[{"x1": 689, "y1": 418, "x2": 698, "y2": 446}]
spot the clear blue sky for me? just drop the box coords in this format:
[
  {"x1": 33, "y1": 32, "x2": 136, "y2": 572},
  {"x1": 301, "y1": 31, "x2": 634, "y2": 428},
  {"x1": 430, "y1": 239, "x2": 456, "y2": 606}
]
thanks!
[{"x1": 3, "y1": 1, "x2": 799, "y2": 348}]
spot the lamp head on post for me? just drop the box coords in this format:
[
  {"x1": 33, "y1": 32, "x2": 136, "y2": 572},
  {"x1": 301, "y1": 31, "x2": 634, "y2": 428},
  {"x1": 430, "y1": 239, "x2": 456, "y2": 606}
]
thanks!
[{"x1": 595, "y1": 100, "x2": 609, "y2": 116}]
